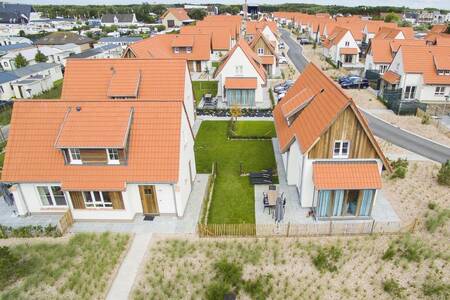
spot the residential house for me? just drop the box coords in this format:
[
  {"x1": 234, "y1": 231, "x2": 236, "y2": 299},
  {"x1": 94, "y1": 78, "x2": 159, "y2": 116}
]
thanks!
[
  {"x1": 0, "y1": 36, "x2": 32, "y2": 46},
  {"x1": 248, "y1": 32, "x2": 277, "y2": 76},
  {"x1": 0, "y1": 42, "x2": 32, "y2": 56},
  {"x1": 180, "y1": 26, "x2": 231, "y2": 61},
  {"x1": 380, "y1": 45, "x2": 450, "y2": 107},
  {"x1": 373, "y1": 26, "x2": 415, "y2": 40},
  {"x1": 402, "y1": 12, "x2": 418, "y2": 25},
  {"x1": 160, "y1": 8, "x2": 192, "y2": 28},
  {"x1": 35, "y1": 32, "x2": 94, "y2": 51},
  {"x1": 364, "y1": 39, "x2": 426, "y2": 74},
  {"x1": 245, "y1": 20, "x2": 278, "y2": 49},
  {"x1": 213, "y1": 39, "x2": 267, "y2": 107},
  {"x1": 70, "y1": 44, "x2": 123, "y2": 59},
  {"x1": 335, "y1": 18, "x2": 366, "y2": 45},
  {"x1": 97, "y1": 36, "x2": 142, "y2": 49},
  {"x1": 100, "y1": 14, "x2": 138, "y2": 27},
  {"x1": 196, "y1": 15, "x2": 242, "y2": 47},
  {"x1": 1, "y1": 58, "x2": 197, "y2": 220},
  {"x1": 0, "y1": 2, "x2": 34, "y2": 24},
  {"x1": 430, "y1": 24, "x2": 448, "y2": 34},
  {"x1": 0, "y1": 62, "x2": 62, "y2": 100},
  {"x1": 425, "y1": 32, "x2": 450, "y2": 46},
  {"x1": 362, "y1": 20, "x2": 397, "y2": 43},
  {"x1": 273, "y1": 62, "x2": 391, "y2": 220},
  {"x1": 322, "y1": 27, "x2": 361, "y2": 69},
  {"x1": 123, "y1": 34, "x2": 212, "y2": 73}
]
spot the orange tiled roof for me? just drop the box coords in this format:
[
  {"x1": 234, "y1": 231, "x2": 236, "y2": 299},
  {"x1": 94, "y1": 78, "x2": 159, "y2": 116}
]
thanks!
[
  {"x1": 1, "y1": 101, "x2": 183, "y2": 190},
  {"x1": 374, "y1": 26, "x2": 414, "y2": 40},
  {"x1": 260, "y1": 55, "x2": 275, "y2": 65},
  {"x1": 399, "y1": 45, "x2": 450, "y2": 85},
  {"x1": 365, "y1": 20, "x2": 397, "y2": 34},
  {"x1": 62, "y1": 59, "x2": 187, "y2": 101},
  {"x1": 201, "y1": 15, "x2": 242, "y2": 39},
  {"x1": 107, "y1": 69, "x2": 140, "y2": 98},
  {"x1": 382, "y1": 70, "x2": 400, "y2": 84},
  {"x1": 323, "y1": 27, "x2": 349, "y2": 49},
  {"x1": 249, "y1": 31, "x2": 276, "y2": 55},
  {"x1": 214, "y1": 39, "x2": 267, "y2": 83},
  {"x1": 272, "y1": 63, "x2": 390, "y2": 171},
  {"x1": 335, "y1": 19, "x2": 365, "y2": 41},
  {"x1": 313, "y1": 161, "x2": 382, "y2": 190},
  {"x1": 180, "y1": 25, "x2": 230, "y2": 50},
  {"x1": 430, "y1": 24, "x2": 448, "y2": 34},
  {"x1": 368, "y1": 39, "x2": 425, "y2": 64},
  {"x1": 171, "y1": 35, "x2": 194, "y2": 47},
  {"x1": 55, "y1": 105, "x2": 133, "y2": 149},
  {"x1": 225, "y1": 77, "x2": 257, "y2": 89},
  {"x1": 162, "y1": 8, "x2": 190, "y2": 21},
  {"x1": 246, "y1": 20, "x2": 277, "y2": 36},
  {"x1": 340, "y1": 47, "x2": 358, "y2": 55},
  {"x1": 126, "y1": 34, "x2": 211, "y2": 61}
]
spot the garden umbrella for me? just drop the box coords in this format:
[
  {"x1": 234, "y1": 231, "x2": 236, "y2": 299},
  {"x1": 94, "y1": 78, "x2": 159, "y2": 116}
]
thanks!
[{"x1": 274, "y1": 197, "x2": 284, "y2": 223}]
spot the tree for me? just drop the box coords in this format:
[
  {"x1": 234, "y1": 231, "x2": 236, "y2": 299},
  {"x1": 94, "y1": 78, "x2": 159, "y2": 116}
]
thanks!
[
  {"x1": 14, "y1": 53, "x2": 28, "y2": 68},
  {"x1": 188, "y1": 8, "x2": 207, "y2": 20},
  {"x1": 18, "y1": 30, "x2": 25, "y2": 37},
  {"x1": 34, "y1": 50, "x2": 48, "y2": 63},
  {"x1": 437, "y1": 160, "x2": 450, "y2": 186},
  {"x1": 384, "y1": 12, "x2": 400, "y2": 23}
]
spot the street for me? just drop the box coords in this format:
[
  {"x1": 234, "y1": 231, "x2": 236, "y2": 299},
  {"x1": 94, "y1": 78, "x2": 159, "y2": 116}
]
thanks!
[{"x1": 280, "y1": 29, "x2": 450, "y2": 163}]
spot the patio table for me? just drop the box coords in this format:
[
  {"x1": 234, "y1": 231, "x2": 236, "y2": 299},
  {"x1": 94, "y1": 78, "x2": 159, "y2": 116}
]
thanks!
[{"x1": 267, "y1": 188, "x2": 278, "y2": 206}]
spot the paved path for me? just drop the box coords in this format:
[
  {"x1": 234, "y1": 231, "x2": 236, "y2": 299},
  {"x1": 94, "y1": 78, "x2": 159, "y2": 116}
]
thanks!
[
  {"x1": 106, "y1": 233, "x2": 152, "y2": 300},
  {"x1": 280, "y1": 29, "x2": 450, "y2": 163}
]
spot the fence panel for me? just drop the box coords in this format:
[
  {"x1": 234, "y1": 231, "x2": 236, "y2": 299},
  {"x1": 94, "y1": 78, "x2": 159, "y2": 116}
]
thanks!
[{"x1": 57, "y1": 209, "x2": 74, "y2": 234}]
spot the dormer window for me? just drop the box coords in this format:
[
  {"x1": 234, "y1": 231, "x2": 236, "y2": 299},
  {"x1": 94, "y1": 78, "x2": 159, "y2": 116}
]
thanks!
[
  {"x1": 174, "y1": 47, "x2": 180, "y2": 54},
  {"x1": 257, "y1": 48, "x2": 264, "y2": 55},
  {"x1": 186, "y1": 47, "x2": 192, "y2": 53},
  {"x1": 107, "y1": 148, "x2": 120, "y2": 164},
  {"x1": 333, "y1": 140, "x2": 350, "y2": 158},
  {"x1": 69, "y1": 148, "x2": 82, "y2": 164}
]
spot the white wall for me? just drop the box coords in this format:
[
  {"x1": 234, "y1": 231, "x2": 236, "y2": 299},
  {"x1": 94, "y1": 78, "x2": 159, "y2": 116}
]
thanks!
[
  {"x1": 183, "y1": 64, "x2": 195, "y2": 122},
  {"x1": 215, "y1": 46, "x2": 265, "y2": 104},
  {"x1": 286, "y1": 141, "x2": 302, "y2": 186},
  {"x1": 299, "y1": 156, "x2": 314, "y2": 207},
  {"x1": 0, "y1": 82, "x2": 15, "y2": 100}
]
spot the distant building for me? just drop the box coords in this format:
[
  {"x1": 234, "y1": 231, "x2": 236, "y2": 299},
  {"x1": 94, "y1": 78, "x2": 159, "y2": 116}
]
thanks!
[
  {"x1": 160, "y1": 8, "x2": 192, "y2": 28},
  {"x1": 101, "y1": 14, "x2": 138, "y2": 27},
  {"x1": 70, "y1": 44, "x2": 123, "y2": 59},
  {"x1": 0, "y1": 36, "x2": 32, "y2": 46},
  {"x1": 0, "y1": 2, "x2": 34, "y2": 24},
  {"x1": 35, "y1": 32, "x2": 94, "y2": 51},
  {"x1": 97, "y1": 36, "x2": 142, "y2": 49}
]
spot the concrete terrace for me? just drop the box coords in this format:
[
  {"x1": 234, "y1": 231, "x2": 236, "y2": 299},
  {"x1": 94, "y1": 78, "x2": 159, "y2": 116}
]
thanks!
[
  {"x1": 0, "y1": 198, "x2": 62, "y2": 228},
  {"x1": 254, "y1": 138, "x2": 401, "y2": 226}
]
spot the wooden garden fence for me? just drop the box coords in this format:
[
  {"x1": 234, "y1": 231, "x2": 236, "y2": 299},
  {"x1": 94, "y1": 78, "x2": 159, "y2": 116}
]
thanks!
[
  {"x1": 198, "y1": 219, "x2": 418, "y2": 238},
  {"x1": 57, "y1": 209, "x2": 74, "y2": 234}
]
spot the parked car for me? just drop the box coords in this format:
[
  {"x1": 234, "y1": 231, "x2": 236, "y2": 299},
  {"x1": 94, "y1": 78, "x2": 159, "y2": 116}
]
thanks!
[
  {"x1": 278, "y1": 56, "x2": 288, "y2": 64},
  {"x1": 299, "y1": 38, "x2": 311, "y2": 45},
  {"x1": 277, "y1": 92, "x2": 286, "y2": 101},
  {"x1": 274, "y1": 80, "x2": 294, "y2": 93},
  {"x1": 338, "y1": 75, "x2": 360, "y2": 84},
  {"x1": 340, "y1": 77, "x2": 369, "y2": 89},
  {"x1": 279, "y1": 42, "x2": 285, "y2": 49}
]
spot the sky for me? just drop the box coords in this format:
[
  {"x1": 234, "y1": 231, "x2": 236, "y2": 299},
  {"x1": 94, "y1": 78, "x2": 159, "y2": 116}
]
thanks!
[{"x1": 9, "y1": 0, "x2": 450, "y2": 10}]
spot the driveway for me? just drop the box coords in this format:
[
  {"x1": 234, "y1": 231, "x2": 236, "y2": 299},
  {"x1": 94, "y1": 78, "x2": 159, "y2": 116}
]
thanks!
[{"x1": 280, "y1": 29, "x2": 450, "y2": 163}]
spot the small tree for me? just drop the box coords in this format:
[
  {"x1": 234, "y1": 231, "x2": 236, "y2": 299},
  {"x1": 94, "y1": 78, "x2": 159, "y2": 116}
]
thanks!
[
  {"x1": 188, "y1": 8, "x2": 207, "y2": 20},
  {"x1": 34, "y1": 50, "x2": 48, "y2": 63},
  {"x1": 14, "y1": 53, "x2": 28, "y2": 68},
  {"x1": 384, "y1": 12, "x2": 400, "y2": 23},
  {"x1": 437, "y1": 160, "x2": 450, "y2": 186},
  {"x1": 18, "y1": 30, "x2": 25, "y2": 37}
]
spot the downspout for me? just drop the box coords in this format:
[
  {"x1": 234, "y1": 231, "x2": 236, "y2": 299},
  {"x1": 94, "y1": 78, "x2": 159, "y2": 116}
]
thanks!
[
  {"x1": 16, "y1": 183, "x2": 30, "y2": 216},
  {"x1": 171, "y1": 184, "x2": 179, "y2": 218}
]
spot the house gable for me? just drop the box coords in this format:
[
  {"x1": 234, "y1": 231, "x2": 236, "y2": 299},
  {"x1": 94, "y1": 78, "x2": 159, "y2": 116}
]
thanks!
[
  {"x1": 308, "y1": 105, "x2": 379, "y2": 159},
  {"x1": 250, "y1": 34, "x2": 275, "y2": 56},
  {"x1": 215, "y1": 46, "x2": 263, "y2": 82}
]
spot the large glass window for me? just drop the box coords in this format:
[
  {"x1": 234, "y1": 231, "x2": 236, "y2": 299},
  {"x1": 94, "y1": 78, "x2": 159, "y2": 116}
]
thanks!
[
  {"x1": 434, "y1": 86, "x2": 445, "y2": 97},
  {"x1": 226, "y1": 89, "x2": 256, "y2": 107},
  {"x1": 82, "y1": 191, "x2": 113, "y2": 208},
  {"x1": 316, "y1": 189, "x2": 375, "y2": 218},
  {"x1": 37, "y1": 186, "x2": 67, "y2": 207},
  {"x1": 107, "y1": 148, "x2": 120, "y2": 164},
  {"x1": 404, "y1": 86, "x2": 416, "y2": 100}
]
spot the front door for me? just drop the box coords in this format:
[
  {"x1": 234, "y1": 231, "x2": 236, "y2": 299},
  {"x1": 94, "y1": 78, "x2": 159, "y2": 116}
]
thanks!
[{"x1": 139, "y1": 185, "x2": 159, "y2": 215}]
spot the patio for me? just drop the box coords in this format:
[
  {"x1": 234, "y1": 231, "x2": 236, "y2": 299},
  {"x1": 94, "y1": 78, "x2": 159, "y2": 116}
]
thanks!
[{"x1": 254, "y1": 139, "x2": 401, "y2": 226}]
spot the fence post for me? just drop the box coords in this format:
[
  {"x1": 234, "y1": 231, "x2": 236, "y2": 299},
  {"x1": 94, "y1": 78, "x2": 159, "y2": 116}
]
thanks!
[
  {"x1": 370, "y1": 219, "x2": 376, "y2": 234},
  {"x1": 329, "y1": 220, "x2": 332, "y2": 235},
  {"x1": 286, "y1": 222, "x2": 290, "y2": 237}
]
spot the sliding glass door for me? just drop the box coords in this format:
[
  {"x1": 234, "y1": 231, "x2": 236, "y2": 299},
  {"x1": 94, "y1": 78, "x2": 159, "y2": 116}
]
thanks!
[
  {"x1": 226, "y1": 89, "x2": 256, "y2": 107},
  {"x1": 317, "y1": 189, "x2": 375, "y2": 218}
]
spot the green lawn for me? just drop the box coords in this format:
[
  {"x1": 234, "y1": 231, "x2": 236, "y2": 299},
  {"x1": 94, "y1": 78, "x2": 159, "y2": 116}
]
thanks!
[
  {"x1": 33, "y1": 79, "x2": 63, "y2": 99},
  {"x1": 195, "y1": 121, "x2": 277, "y2": 224},
  {"x1": 234, "y1": 121, "x2": 276, "y2": 138},
  {"x1": 192, "y1": 81, "x2": 218, "y2": 105},
  {"x1": 0, "y1": 107, "x2": 12, "y2": 126},
  {"x1": 1, "y1": 233, "x2": 130, "y2": 299}
]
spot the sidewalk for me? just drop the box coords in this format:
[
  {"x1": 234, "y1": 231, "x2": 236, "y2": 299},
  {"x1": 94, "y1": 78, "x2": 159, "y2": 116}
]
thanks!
[{"x1": 106, "y1": 233, "x2": 153, "y2": 300}]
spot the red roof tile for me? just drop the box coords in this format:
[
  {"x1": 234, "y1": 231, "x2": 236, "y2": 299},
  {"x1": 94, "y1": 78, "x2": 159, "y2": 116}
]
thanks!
[
  {"x1": 225, "y1": 77, "x2": 257, "y2": 89},
  {"x1": 313, "y1": 161, "x2": 382, "y2": 190},
  {"x1": 382, "y1": 70, "x2": 400, "y2": 84}
]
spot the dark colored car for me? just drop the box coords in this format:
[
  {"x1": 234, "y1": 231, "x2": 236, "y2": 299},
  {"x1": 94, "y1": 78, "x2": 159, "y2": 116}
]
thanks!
[
  {"x1": 340, "y1": 77, "x2": 369, "y2": 89},
  {"x1": 338, "y1": 75, "x2": 360, "y2": 84}
]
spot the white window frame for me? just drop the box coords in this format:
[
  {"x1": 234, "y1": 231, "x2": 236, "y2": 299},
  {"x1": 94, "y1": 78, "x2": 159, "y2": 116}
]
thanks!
[
  {"x1": 404, "y1": 86, "x2": 416, "y2": 100},
  {"x1": 174, "y1": 47, "x2": 179, "y2": 54},
  {"x1": 345, "y1": 41, "x2": 350, "y2": 46},
  {"x1": 257, "y1": 48, "x2": 264, "y2": 55},
  {"x1": 333, "y1": 140, "x2": 350, "y2": 159},
  {"x1": 107, "y1": 148, "x2": 120, "y2": 165},
  {"x1": 434, "y1": 86, "x2": 445, "y2": 96},
  {"x1": 379, "y1": 65, "x2": 388, "y2": 74},
  {"x1": 68, "y1": 148, "x2": 82, "y2": 164},
  {"x1": 186, "y1": 47, "x2": 192, "y2": 53},
  {"x1": 36, "y1": 185, "x2": 68, "y2": 207},
  {"x1": 82, "y1": 191, "x2": 113, "y2": 208}
]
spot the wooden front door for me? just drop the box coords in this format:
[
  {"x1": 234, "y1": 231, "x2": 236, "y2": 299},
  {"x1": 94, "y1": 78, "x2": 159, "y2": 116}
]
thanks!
[{"x1": 139, "y1": 185, "x2": 159, "y2": 215}]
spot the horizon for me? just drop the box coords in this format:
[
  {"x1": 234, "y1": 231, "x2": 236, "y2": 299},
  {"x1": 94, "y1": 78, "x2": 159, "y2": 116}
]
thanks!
[{"x1": 7, "y1": 0, "x2": 450, "y2": 11}]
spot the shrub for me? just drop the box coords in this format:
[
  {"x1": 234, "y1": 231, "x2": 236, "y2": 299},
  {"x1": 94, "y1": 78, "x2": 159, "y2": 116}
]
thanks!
[
  {"x1": 205, "y1": 281, "x2": 232, "y2": 300},
  {"x1": 382, "y1": 235, "x2": 430, "y2": 262},
  {"x1": 390, "y1": 158, "x2": 408, "y2": 179},
  {"x1": 437, "y1": 160, "x2": 450, "y2": 186},
  {"x1": 311, "y1": 245, "x2": 342, "y2": 272},
  {"x1": 382, "y1": 244, "x2": 396, "y2": 261},
  {"x1": 213, "y1": 259, "x2": 243, "y2": 288},
  {"x1": 421, "y1": 113, "x2": 431, "y2": 124},
  {"x1": 425, "y1": 208, "x2": 450, "y2": 233},
  {"x1": 0, "y1": 246, "x2": 20, "y2": 289},
  {"x1": 427, "y1": 202, "x2": 437, "y2": 210},
  {"x1": 243, "y1": 275, "x2": 273, "y2": 300},
  {"x1": 422, "y1": 278, "x2": 450, "y2": 299},
  {"x1": 383, "y1": 278, "x2": 405, "y2": 298},
  {"x1": 0, "y1": 224, "x2": 61, "y2": 239}
]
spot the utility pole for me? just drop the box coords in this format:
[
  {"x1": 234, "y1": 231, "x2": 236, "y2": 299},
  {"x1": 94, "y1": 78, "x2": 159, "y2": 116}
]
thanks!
[{"x1": 243, "y1": 0, "x2": 248, "y2": 21}]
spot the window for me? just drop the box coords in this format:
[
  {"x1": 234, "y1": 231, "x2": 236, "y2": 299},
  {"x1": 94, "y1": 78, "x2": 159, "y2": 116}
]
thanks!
[
  {"x1": 333, "y1": 140, "x2": 350, "y2": 158},
  {"x1": 37, "y1": 186, "x2": 67, "y2": 207},
  {"x1": 379, "y1": 65, "x2": 388, "y2": 74},
  {"x1": 69, "y1": 148, "x2": 81, "y2": 164},
  {"x1": 235, "y1": 65, "x2": 243, "y2": 75},
  {"x1": 186, "y1": 47, "x2": 192, "y2": 53},
  {"x1": 434, "y1": 86, "x2": 445, "y2": 96},
  {"x1": 404, "y1": 86, "x2": 416, "y2": 100},
  {"x1": 174, "y1": 47, "x2": 179, "y2": 53},
  {"x1": 82, "y1": 191, "x2": 113, "y2": 208},
  {"x1": 257, "y1": 48, "x2": 264, "y2": 55},
  {"x1": 344, "y1": 54, "x2": 353, "y2": 63},
  {"x1": 107, "y1": 148, "x2": 120, "y2": 164},
  {"x1": 0, "y1": 86, "x2": 3, "y2": 94},
  {"x1": 3, "y1": 62, "x2": 8, "y2": 67},
  {"x1": 345, "y1": 41, "x2": 350, "y2": 46}
]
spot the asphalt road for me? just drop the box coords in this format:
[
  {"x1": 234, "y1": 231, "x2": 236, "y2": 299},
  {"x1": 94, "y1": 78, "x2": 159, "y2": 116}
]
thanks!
[{"x1": 280, "y1": 29, "x2": 450, "y2": 163}]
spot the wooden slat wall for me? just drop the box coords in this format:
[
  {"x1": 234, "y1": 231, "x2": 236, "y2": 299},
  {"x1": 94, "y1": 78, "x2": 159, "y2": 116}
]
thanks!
[
  {"x1": 110, "y1": 192, "x2": 125, "y2": 209},
  {"x1": 251, "y1": 38, "x2": 273, "y2": 55},
  {"x1": 80, "y1": 149, "x2": 108, "y2": 163},
  {"x1": 70, "y1": 191, "x2": 85, "y2": 209},
  {"x1": 308, "y1": 107, "x2": 378, "y2": 159}
]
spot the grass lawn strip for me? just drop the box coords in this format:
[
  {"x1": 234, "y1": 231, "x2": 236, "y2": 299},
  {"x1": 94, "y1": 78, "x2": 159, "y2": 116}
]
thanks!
[
  {"x1": 195, "y1": 121, "x2": 277, "y2": 224},
  {"x1": 33, "y1": 79, "x2": 63, "y2": 99},
  {"x1": 192, "y1": 81, "x2": 218, "y2": 105},
  {"x1": 234, "y1": 121, "x2": 276, "y2": 138},
  {"x1": 1, "y1": 232, "x2": 130, "y2": 299}
]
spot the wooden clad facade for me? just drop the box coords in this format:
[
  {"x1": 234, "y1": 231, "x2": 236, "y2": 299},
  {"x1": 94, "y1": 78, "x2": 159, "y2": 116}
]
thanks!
[
  {"x1": 251, "y1": 37, "x2": 274, "y2": 56},
  {"x1": 308, "y1": 106, "x2": 379, "y2": 159},
  {"x1": 69, "y1": 191, "x2": 124, "y2": 209}
]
